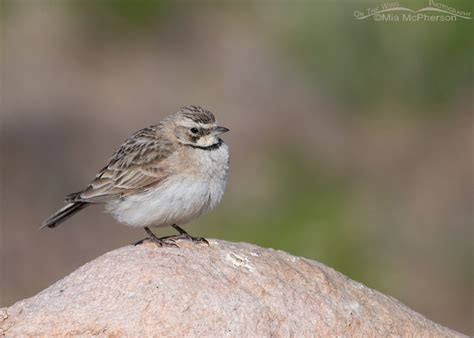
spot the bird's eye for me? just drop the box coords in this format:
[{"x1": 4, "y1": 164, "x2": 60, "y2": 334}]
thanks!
[{"x1": 190, "y1": 127, "x2": 199, "y2": 134}]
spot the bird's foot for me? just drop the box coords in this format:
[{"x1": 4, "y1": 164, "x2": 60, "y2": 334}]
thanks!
[
  {"x1": 132, "y1": 236, "x2": 179, "y2": 248},
  {"x1": 133, "y1": 226, "x2": 209, "y2": 247},
  {"x1": 173, "y1": 233, "x2": 209, "y2": 245},
  {"x1": 171, "y1": 224, "x2": 209, "y2": 245},
  {"x1": 132, "y1": 226, "x2": 180, "y2": 248}
]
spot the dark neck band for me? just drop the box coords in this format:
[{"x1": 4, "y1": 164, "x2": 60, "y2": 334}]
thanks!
[{"x1": 187, "y1": 138, "x2": 223, "y2": 151}]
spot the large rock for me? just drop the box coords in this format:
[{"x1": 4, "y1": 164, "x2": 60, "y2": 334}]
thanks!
[{"x1": 0, "y1": 239, "x2": 463, "y2": 336}]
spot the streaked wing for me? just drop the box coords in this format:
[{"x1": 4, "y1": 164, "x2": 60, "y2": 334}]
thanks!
[{"x1": 66, "y1": 126, "x2": 175, "y2": 203}]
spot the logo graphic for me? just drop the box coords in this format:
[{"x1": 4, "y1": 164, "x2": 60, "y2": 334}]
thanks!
[{"x1": 354, "y1": 1, "x2": 471, "y2": 22}]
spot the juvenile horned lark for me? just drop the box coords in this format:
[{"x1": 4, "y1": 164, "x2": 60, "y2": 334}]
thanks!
[{"x1": 42, "y1": 106, "x2": 230, "y2": 246}]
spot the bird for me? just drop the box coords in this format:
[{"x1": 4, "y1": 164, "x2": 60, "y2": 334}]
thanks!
[{"x1": 41, "y1": 105, "x2": 230, "y2": 247}]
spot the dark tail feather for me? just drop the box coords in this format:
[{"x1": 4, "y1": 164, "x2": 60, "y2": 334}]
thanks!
[{"x1": 40, "y1": 202, "x2": 88, "y2": 229}]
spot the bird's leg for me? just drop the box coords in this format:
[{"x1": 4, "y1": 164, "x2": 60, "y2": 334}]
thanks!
[
  {"x1": 172, "y1": 225, "x2": 209, "y2": 245},
  {"x1": 133, "y1": 226, "x2": 179, "y2": 247}
]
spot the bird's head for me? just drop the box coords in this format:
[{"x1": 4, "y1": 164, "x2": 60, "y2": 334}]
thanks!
[{"x1": 172, "y1": 106, "x2": 229, "y2": 148}]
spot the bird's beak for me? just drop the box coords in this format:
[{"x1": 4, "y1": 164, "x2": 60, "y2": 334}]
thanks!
[{"x1": 212, "y1": 126, "x2": 230, "y2": 135}]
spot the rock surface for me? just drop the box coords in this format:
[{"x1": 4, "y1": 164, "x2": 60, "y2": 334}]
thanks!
[{"x1": 0, "y1": 239, "x2": 463, "y2": 336}]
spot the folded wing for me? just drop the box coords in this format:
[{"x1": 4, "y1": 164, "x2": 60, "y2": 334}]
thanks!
[{"x1": 66, "y1": 126, "x2": 174, "y2": 203}]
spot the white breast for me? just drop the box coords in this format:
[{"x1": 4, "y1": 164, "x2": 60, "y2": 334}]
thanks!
[{"x1": 106, "y1": 143, "x2": 229, "y2": 228}]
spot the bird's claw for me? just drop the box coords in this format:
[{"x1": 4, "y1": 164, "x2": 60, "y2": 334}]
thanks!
[{"x1": 132, "y1": 236, "x2": 179, "y2": 248}]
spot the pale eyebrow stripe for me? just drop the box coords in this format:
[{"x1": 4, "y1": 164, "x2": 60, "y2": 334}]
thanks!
[{"x1": 182, "y1": 122, "x2": 216, "y2": 129}]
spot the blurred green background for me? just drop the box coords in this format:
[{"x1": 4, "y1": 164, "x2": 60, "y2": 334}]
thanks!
[{"x1": 1, "y1": 0, "x2": 472, "y2": 334}]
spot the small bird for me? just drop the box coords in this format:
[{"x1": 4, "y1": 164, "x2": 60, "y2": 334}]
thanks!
[{"x1": 41, "y1": 106, "x2": 230, "y2": 246}]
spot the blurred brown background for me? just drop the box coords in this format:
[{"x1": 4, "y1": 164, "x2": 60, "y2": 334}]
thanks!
[{"x1": 0, "y1": 0, "x2": 472, "y2": 334}]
